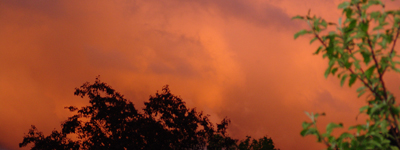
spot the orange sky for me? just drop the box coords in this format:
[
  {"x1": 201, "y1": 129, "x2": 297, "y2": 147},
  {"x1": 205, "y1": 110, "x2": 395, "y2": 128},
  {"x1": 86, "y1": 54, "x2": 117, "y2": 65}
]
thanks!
[{"x1": 2, "y1": 0, "x2": 400, "y2": 150}]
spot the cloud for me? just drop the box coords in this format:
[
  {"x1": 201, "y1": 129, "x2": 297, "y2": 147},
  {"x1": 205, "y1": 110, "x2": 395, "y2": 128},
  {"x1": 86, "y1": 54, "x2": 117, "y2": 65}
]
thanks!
[
  {"x1": 194, "y1": 0, "x2": 298, "y2": 29},
  {"x1": 2, "y1": 0, "x2": 400, "y2": 150}
]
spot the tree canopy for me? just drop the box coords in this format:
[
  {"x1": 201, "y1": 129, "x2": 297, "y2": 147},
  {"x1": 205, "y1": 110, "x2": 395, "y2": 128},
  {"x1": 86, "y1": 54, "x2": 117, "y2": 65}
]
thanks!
[{"x1": 20, "y1": 77, "x2": 278, "y2": 150}]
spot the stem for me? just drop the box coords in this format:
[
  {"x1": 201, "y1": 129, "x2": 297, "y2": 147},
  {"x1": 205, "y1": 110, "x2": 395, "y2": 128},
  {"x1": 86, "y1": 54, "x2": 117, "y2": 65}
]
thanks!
[
  {"x1": 314, "y1": 122, "x2": 338, "y2": 150},
  {"x1": 391, "y1": 115, "x2": 400, "y2": 147},
  {"x1": 382, "y1": 27, "x2": 400, "y2": 76},
  {"x1": 356, "y1": 4, "x2": 400, "y2": 147},
  {"x1": 356, "y1": 4, "x2": 388, "y2": 101},
  {"x1": 389, "y1": 27, "x2": 400, "y2": 57},
  {"x1": 344, "y1": 43, "x2": 380, "y2": 97},
  {"x1": 313, "y1": 32, "x2": 376, "y2": 95},
  {"x1": 312, "y1": 12, "x2": 400, "y2": 147}
]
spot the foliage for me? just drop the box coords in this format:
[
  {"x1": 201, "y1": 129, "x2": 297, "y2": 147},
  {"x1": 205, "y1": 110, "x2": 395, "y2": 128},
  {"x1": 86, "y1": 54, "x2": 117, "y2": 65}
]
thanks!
[
  {"x1": 237, "y1": 136, "x2": 280, "y2": 150},
  {"x1": 19, "y1": 126, "x2": 79, "y2": 150},
  {"x1": 20, "y1": 78, "x2": 227, "y2": 150},
  {"x1": 294, "y1": 0, "x2": 400, "y2": 149},
  {"x1": 20, "y1": 77, "x2": 279, "y2": 150},
  {"x1": 206, "y1": 118, "x2": 238, "y2": 150}
]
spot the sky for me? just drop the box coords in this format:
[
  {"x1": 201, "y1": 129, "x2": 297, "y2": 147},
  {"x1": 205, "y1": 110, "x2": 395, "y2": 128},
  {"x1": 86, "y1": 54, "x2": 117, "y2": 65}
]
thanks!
[{"x1": 1, "y1": 0, "x2": 400, "y2": 150}]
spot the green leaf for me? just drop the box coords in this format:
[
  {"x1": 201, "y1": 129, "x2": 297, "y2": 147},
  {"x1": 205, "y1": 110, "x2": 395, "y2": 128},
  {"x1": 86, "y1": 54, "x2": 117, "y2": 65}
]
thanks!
[
  {"x1": 338, "y1": 132, "x2": 354, "y2": 140},
  {"x1": 340, "y1": 74, "x2": 348, "y2": 87},
  {"x1": 349, "y1": 124, "x2": 367, "y2": 132},
  {"x1": 348, "y1": 19, "x2": 357, "y2": 31},
  {"x1": 373, "y1": 25, "x2": 383, "y2": 31},
  {"x1": 313, "y1": 46, "x2": 324, "y2": 55},
  {"x1": 314, "y1": 18, "x2": 321, "y2": 32},
  {"x1": 300, "y1": 129, "x2": 308, "y2": 136},
  {"x1": 331, "y1": 68, "x2": 338, "y2": 75},
  {"x1": 292, "y1": 15, "x2": 304, "y2": 20},
  {"x1": 354, "y1": 31, "x2": 366, "y2": 38},
  {"x1": 370, "y1": 103, "x2": 386, "y2": 115},
  {"x1": 349, "y1": 74, "x2": 357, "y2": 87},
  {"x1": 360, "y1": 105, "x2": 369, "y2": 113},
  {"x1": 304, "y1": 111, "x2": 311, "y2": 119},
  {"x1": 310, "y1": 37, "x2": 318, "y2": 44},
  {"x1": 344, "y1": 62, "x2": 352, "y2": 69},
  {"x1": 391, "y1": 106, "x2": 400, "y2": 116},
  {"x1": 338, "y1": 2, "x2": 350, "y2": 9},
  {"x1": 361, "y1": 51, "x2": 371, "y2": 64},
  {"x1": 302, "y1": 122, "x2": 312, "y2": 129},
  {"x1": 370, "y1": 11, "x2": 381, "y2": 20},
  {"x1": 360, "y1": 21, "x2": 369, "y2": 33},
  {"x1": 321, "y1": 19, "x2": 327, "y2": 28},
  {"x1": 368, "y1": 140, "x2": 382, "y2": 148},
  {"x1": 326, "y1": 123, "x2": 343, "y2": 134},
  {"x1": 380, "y1": 120, "x2": 389, "y2": 133},
  {"x1": 357, "y1": 90, "x2": 366, "y2": 97},
  {"x1": 294, "y1": 29, "x2": 311, "y2": 39},
  {"x1": 325, "y1": 67, "x2": 331, "y2": 78},
  {"x1": 368, "y1": 0, "x2": 383, "y2": 6},
  {"x1": 354, "y1": 59, "x2": 361, "y2": 70},
  {"x1": 300, "y1": 128, "x2": 318, "y2": 137},
  {"x1": 391, "y1": 146, "x2": 400, "y2": 150},
  {"x1": 356, "y1": 86, "x2": 366, "y2": 92},
  {"x1": 344, "y1": 8, "x2": 353, "y2": 18},
  {"x1": 365, "y1": 66, "x2": 376, "y2": 78}
]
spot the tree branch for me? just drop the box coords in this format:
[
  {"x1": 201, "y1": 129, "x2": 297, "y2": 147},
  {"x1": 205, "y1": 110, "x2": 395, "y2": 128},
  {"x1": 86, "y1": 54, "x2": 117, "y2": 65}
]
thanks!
[
  {"x1": 312, "y1": 31, "x2": 376, "y2": 97},
  {"x1": 382, "y1": 27, "x2": 400, "y2": 76},
  {"x1": 356, "y1": 4, "x2": 388, "y2": 101}
]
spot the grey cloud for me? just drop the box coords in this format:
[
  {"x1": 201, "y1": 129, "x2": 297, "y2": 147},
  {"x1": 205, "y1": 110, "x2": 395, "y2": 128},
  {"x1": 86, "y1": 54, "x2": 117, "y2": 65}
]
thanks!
[
  {"x1": 141, "y1": 0, "x2": 300, "y2": 30},
  {"x1": 313, "y1": 90, "x2": 352, "y2": 112},
  {"x1": 203, "y1": 0, "x2": 296, "y2": 29},
  {"x1": 183, "y1": 0, "x2": 300, "y2": 30},
  {"x1": 141, "y1": 29, "x2": 214, "y2": 78},
  {"x1": 1, "y1": 0, "x2": 65, "y2": 19}
]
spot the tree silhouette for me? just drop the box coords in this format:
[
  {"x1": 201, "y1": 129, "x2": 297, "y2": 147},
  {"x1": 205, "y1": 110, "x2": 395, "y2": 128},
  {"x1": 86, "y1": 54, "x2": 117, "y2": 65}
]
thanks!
[
  {"x1": 20, "y1": 77, "x2": 279, "y2": 150},
  {"x1": 237, "y1": 136, "x2": 279, "y2": 150},
  {"x1": 144, "y1": 85, "x2": 216, "y2": 149},
  {"x1": 207, "y1": 118, "x2": 238, "y2": 150},
  {"x1": 19, "y1": 126, "x2": 79, "y2": 150}
]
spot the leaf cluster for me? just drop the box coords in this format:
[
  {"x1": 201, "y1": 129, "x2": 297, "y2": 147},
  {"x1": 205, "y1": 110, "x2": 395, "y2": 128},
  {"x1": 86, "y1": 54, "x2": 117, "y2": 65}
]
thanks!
[{"x1": 294, "y1": 0, "x2": 400, "y2": 149}]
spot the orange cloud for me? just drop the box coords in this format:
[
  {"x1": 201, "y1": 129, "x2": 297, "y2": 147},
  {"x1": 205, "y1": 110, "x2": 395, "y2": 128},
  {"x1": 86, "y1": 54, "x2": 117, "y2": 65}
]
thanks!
[{"x1": 1, "y1": 0, "x2": 400, "y2": 150}]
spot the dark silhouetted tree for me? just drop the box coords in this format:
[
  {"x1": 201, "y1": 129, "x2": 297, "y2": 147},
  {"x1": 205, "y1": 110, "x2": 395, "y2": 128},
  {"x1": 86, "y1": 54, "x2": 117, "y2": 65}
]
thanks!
[
  {"x1": 20, "y1": 77, "x2": 279, "y2": 150},
  {"x1": 207, "y1": 118, "x2": 237, "y2": 150},
  {"x1": 144, "y1": 85, "x2": 213, "y2": 149},
  {"x1": 237, "y1": 136, "x2": 279, "y2": 150},
  {"x1": 19, "y1": 126, "x2": 79, "y2": 150}
]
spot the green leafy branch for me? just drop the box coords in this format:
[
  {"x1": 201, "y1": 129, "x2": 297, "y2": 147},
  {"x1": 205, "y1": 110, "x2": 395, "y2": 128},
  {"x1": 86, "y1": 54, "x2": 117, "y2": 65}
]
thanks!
[{"x1": 294, "y1": 0, "x2": 400, "y2": 149}]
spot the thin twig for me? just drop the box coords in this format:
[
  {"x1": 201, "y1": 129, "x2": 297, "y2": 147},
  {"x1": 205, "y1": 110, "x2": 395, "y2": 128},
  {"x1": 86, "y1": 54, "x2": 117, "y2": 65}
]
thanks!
[
  {"x1": 356, "y1": 4, "x2": 400, "y2": 147},
  {"x1": 382, "y1": 27, "x2": 400, "y2": 76},
  {"x1": 356, "y1": 4, "x2": 388, "y2": 101}
]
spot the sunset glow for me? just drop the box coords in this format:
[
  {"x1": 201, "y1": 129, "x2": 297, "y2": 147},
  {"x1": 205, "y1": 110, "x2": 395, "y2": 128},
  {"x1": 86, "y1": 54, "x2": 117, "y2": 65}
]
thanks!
[{"x1": 2, "y1": 0, "x2": 400, "y2": 149}]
